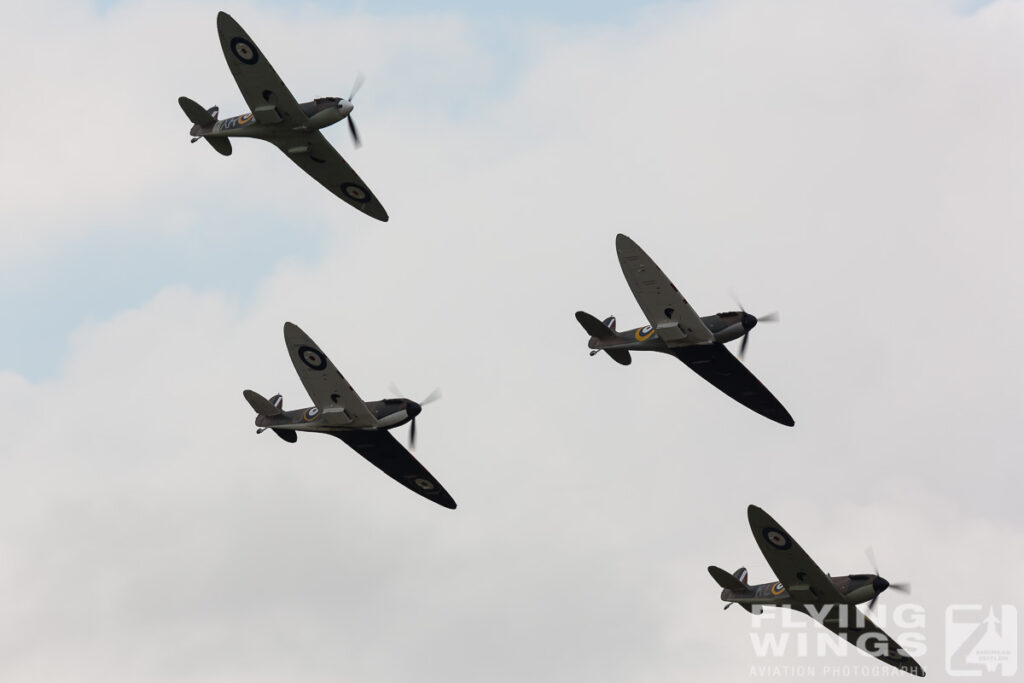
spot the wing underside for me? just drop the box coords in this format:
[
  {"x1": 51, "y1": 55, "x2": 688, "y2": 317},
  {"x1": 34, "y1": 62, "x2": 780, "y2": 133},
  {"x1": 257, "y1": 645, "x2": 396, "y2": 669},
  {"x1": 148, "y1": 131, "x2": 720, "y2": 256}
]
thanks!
[
  {"x1": 273, "y1": 132, "x2": 388, "y2": 221},
  {"x1": 335, "y1": 430, "x2": 457, "y2": 509},
  {"x1": 747, "y1": 505, "x2": 843, "y2": 603},
  {"x1": 672, "y1": 345, "x2": 794, "y2": 426},
  {"x1": 283, "y1": 322, "x2": 376, "y2": 426},
  {"x1": 616, "y1": 234, "x2": 714, "y2": 345},
  {"x1": 216, "y1": 12, "x2": 307, "y2": 125},
  {"x1": 799, "y1": 605, "x2": 926, "y2": 676}
]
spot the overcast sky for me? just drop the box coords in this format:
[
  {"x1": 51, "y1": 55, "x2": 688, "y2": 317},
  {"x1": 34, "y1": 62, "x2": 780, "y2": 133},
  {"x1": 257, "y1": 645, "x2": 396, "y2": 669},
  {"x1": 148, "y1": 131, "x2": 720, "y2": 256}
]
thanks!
[{"x1": 1, "y1": 0, "x2": 1022, "y2": 681}]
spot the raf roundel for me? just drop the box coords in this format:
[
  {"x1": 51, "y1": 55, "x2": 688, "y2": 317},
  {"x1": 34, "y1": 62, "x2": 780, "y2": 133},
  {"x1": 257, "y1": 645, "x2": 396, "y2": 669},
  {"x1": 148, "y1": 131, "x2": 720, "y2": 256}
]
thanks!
[
  {"x1": 340, "y1": 183, "x2": 371, "y2": 203},
  {"x1": 770, "y1": 582, "x2": 786, "y2": 596},
  {"x1": 303, "y1": 407, "x2": 320, "y2": 422},
  {"x1": 230, "y1": 37, "x2": 259, "y2": 65},
  {"x1": 635, "y1": 324, "x2": 655, "y2": 342},
  {"x1": 763, "y1": 526, "x2": 792, "y2": 550},
  {"x1": 297, "y1": 345, "x2": 327, "y2": 371}
]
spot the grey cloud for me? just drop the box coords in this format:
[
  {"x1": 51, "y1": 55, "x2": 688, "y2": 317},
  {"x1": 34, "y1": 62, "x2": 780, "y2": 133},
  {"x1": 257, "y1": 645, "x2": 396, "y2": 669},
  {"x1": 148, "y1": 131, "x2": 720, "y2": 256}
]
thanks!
[{"x1": 1, "y1": 1, "x2": 1023, "y2": 681}]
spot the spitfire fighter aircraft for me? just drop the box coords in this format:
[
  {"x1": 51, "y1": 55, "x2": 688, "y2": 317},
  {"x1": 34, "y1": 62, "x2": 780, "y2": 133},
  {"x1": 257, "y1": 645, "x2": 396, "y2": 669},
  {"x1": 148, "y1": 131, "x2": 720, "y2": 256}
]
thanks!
[
  {"x1": 709, "y1": 505, "x2": 923, "y2": 676},
  {"x1": 576, "y1": 234, "x2": 793, "y2": 426},
  {"x1": 179, "y1": 12, "x2": 387, "y2": 221},
  {"x1": 243, "y1": 322, "x2": 455, "y2": 509}
]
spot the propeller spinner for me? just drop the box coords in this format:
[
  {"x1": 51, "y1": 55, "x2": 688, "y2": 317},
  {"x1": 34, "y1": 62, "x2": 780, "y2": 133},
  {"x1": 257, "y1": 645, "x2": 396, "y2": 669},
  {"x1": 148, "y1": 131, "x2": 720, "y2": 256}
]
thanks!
[
  {"x1": 732, "y1": 293, "x2": 779, "y2": 359},
  {"x1": 389, "y1": 384, "x2": 442, "y2": 449},
  {"x1": 865, "y1": 547, "x2": 911, "y2": 611}
]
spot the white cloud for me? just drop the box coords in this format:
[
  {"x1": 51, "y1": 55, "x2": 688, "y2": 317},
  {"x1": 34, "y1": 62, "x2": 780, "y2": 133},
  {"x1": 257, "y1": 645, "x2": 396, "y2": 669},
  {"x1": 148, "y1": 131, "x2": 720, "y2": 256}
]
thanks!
[{"x1": 1, "y1": 0, "x2": 1023, "y2": 680}]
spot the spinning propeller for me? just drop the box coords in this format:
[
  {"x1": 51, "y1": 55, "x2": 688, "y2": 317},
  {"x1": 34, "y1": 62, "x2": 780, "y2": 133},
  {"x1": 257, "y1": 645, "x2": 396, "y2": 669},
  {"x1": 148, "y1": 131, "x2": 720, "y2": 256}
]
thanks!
[
  {"x1": 732, "y1": 293, "x2": 779, "y2": 359},
  {"x1": 865, "y1": 546, "x2": 911, "y2": 611},
  {"x1": 346, "y1": 73, "x2": 365, "y2": 148},
  {"x1": 389, "y1": 384, "x2": 442, "y2": 450}
]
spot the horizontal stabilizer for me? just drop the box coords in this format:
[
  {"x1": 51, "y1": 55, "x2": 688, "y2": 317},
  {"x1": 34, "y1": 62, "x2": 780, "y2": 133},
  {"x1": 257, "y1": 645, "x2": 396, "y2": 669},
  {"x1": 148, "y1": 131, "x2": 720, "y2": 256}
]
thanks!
[
  {"x1": 709, "y1": 565, "x2": 749, "y2": 592},
  {"x1": 605, "y1": 348, "x2": 631, "y2": 365},
  {"x1": 577, "y1": 311, "x2": 631, "y2": 365},
  {"x1": 205, "y1": 136, "x2": 232, "y2": 156},
  {"x1": 243, "y1": 389, "x2": 283, "y2": 416},
  {"x1": 272, "y1": 428, "x2": 297, "y2": 443},
  {"x1": 575, "y1": 311, "x2": 619, "y2": 342},
  {"x1": 178, "y1": 96, "x2": 217, "y2": 126}
]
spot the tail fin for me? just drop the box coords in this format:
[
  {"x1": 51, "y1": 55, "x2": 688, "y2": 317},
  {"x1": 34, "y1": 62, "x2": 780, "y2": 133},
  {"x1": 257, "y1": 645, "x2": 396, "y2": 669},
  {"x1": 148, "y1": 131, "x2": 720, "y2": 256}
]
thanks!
[
  {"x1": 709, "y1": 565, "x2": 756, "y2": 612},
  {"x1": 179, "y1": 96, "x2": 232, "y2": 156},
  {"x1": 733, "y1": 567, "x2": 749, "y2": 586},
  {"x1": 575, "y1": 311, "x2": 631, "y2": 365},
  {"x1": 243, "y1": 391, "x2": 296, "y2": 443}
]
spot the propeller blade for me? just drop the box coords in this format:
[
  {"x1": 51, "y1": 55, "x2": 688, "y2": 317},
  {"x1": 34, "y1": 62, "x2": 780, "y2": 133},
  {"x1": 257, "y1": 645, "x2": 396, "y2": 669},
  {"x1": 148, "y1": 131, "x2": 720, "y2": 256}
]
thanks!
[
  {"x1": 349, "y1": 72, "x2": 365, "y2": 101},
  {"x1": 890, "y1": 582, "x2": 911, "y2": 593},
  {"x1": 739, "y1": 332, "x2": 749, "y2": 359},
  {"x1": 867, "y1": 594, "x2": 879, "y2": 612},
  {"x1": 409, "y1": 417, "x2": 417, "y2": 450},
  {"x1": 866, "y1": 547, "x2": 879, "y2": 575},
  {"x1": 421, "y1": 388, "x2": 442, "y2": 405},
  {"x1": 348, "y1": 116, "x2": 361, "y2": 148},
  {"x1": 732, "y1": 290, "x2": 779, "y2": 323},
  {"x1": 730, "y1": 290, "x2": 746, "y2": 313}
]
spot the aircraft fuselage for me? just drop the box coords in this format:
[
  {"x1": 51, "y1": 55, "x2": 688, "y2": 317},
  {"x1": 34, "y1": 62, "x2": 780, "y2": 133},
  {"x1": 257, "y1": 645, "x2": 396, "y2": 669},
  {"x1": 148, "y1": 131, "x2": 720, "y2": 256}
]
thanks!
[
  {"x1": 190, "y1": 97, "x2": 352, "y2": 140},
  {"x1": 591, "y1": 311, "x2": 754, "y2": 353},
  {"x1": 255, "y1": 397, "x2": 420, "y2": 433},
  {"x1": 723, "y1": 573, "x2": 887, "y2": 608}
]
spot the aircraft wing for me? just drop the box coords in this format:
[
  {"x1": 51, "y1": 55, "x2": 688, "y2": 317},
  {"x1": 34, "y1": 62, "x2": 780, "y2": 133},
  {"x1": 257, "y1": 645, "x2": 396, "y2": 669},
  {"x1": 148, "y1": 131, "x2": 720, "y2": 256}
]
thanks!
[
  {"x1": 672, "y1": 345, "x2": 794, "y2": 426},
  {"x1": 747, "y1": 505, "x2": 844, "y2": 603},
  {"x1": 271, "y1": 131, "x2": 388, "y2": 221},
  {"x1": 616, "y1": 234, "x2": 714, "y2": 346},
  {"x1": 283, "y1": 322, "x2": 377, "y2": 427},
  {"x1": 217, "y1": 12, "x2": 307, "y2": 126},
  {"x1": 808, "y1": 606, "x2": 925, "y2": 676},
  {"x1": 333, "y1": 430, "x2": 457, "y2": 509}
]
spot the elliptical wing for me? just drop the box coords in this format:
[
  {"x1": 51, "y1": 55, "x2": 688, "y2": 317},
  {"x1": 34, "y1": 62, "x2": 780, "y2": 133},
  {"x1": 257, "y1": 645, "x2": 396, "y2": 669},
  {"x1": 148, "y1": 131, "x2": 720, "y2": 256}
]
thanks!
[
  {"x1": 283, "y1": 322, "x2": 376, "y2": 426},
  {"x1": 616, "y1": 234, "x2": 714, "y2": 346},
  {"x1": 216, "y1": 12, "x2": 307, "y2": 125}
]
